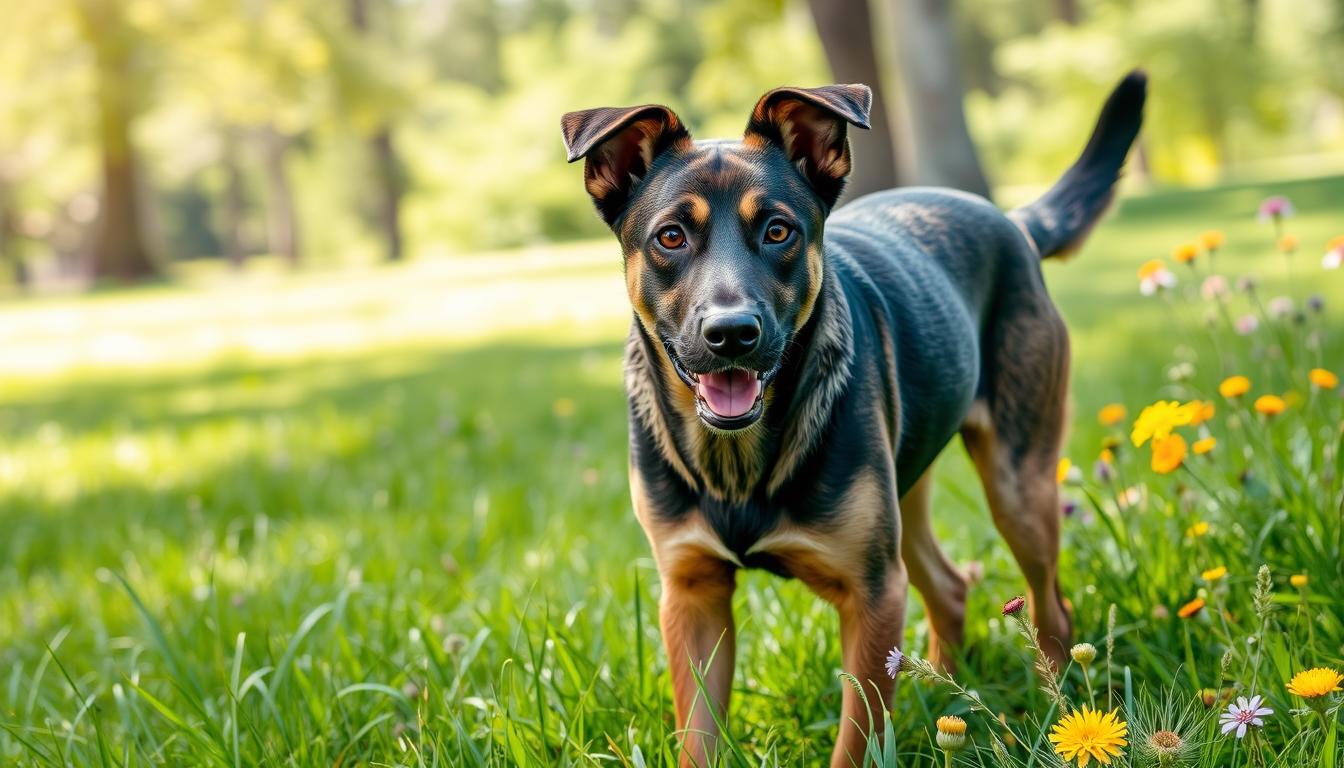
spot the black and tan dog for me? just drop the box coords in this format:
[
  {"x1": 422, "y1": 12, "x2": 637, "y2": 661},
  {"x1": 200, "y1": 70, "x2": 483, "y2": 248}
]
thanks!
[{"x1": 562, "y1": 71, "x2": 1145, "y2": 767}]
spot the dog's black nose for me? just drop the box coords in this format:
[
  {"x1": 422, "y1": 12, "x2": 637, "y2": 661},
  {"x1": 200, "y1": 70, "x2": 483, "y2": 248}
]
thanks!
[{"x1": 702, "y1": 313, "x2": 761, "y2": 358}]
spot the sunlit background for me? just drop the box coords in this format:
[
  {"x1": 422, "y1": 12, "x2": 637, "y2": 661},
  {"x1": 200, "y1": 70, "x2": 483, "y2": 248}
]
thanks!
[
  {"x1": 3, "y1": 2, "x2": 1344, "y2": 764},
  {"x1": 1, "y1": 0, "x2": 1342, "y2": 289}
]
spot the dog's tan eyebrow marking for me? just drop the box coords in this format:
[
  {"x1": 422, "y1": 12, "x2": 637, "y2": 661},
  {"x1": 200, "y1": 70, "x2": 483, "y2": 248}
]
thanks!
[
  {"x1": 738, "y1": 188, "x2": 762, "y2": 222},
  {"x1": 682, "y1": 194, "x2": 711, "y2": 226}
]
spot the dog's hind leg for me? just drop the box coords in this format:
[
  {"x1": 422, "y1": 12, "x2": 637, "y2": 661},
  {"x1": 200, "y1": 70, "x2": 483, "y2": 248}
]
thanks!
[
  {"x1": 899, "y1": 465, "x2": 969, "y2": 671},
  {"x1": 960, "y1": 295, "x2": 1072, "y2": 668}
]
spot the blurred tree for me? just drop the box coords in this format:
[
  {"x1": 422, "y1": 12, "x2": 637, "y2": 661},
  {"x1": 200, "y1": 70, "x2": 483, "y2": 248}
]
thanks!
[
  {"x1": 73, "y1": 0, "x2": 159, "y2": 281},
  {"x1": 887, "y1": 0, "x2": 991, "y2": 197},
  {"x1": 807, "y1": 0, "x2": 907, "y2": 197},
  {"x1": 346, "y1": 0, "x2": 406, "y2": 262}
]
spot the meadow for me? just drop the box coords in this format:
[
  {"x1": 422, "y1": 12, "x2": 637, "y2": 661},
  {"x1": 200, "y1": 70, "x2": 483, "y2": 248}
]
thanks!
[{"x1": 2, "y1": 175, "x2": 1343, "y2": 766}]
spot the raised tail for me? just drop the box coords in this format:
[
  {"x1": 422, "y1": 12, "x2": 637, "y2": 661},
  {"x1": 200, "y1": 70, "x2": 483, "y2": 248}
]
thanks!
[{"x1": 1009, "y1": 70, "x2": 1147, "y2": 259}]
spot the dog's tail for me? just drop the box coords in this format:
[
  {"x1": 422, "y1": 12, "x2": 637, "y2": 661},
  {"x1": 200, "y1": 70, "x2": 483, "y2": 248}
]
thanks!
[{"x1": 1009, "y1": 70, "x2": 1147, "y2": 260}]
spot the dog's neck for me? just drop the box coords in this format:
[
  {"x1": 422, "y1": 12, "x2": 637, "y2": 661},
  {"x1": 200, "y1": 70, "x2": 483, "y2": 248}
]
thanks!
[{"x1": 626, "y1": 264, "x2": 854, "y2": 504}]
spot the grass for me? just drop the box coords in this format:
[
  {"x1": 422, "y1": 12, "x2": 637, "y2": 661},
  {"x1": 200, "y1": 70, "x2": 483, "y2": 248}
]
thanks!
[{"x1": 2, "y1": 175, "x2": 1343, "y2": 766}]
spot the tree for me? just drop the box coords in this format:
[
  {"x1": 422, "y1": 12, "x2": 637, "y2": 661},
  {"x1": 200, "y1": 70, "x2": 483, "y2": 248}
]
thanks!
[
  {"x1": 347, "y1": 0, "x2": 405, "y2": 263},
  {"x1": 73, "y1": 0, "x2": 158, "y2": 281},
  {"x1": 806, "y1": 0, "x2": 906, "y2": 199},
  {"x1": 887, "y1": 0, "x2": 991, "y2": 197}
]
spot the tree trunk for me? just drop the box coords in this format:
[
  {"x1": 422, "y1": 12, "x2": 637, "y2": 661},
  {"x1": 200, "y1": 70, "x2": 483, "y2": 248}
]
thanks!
[
  {"x1": 1054, "y1": 0, "x2": 1079, "y2": 24},
  {"x1": 807, "y1": 0, "x2": 905, "y2": 202},
  {"x1": 82, "y1": 1, "x2": 157, "y2": 282},
  {"x1": 263, "y1": 127, "x2": 300, "y2": 267},
  {"x1": 0, "y1": 176, "x2": 26, "y2": 288},
  {"x1": 348, "y1": 0, "x2": 405, "y2": 262},
  {"x1": 222, "y1": 127, "x2": 247, "y2": 269},
  {"x1": 888, "y1": 0, "x2": 992, "y2": 198}
]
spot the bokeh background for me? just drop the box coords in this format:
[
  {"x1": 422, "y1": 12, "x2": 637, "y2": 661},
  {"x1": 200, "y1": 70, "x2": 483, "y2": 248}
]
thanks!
[
  {"x1": 1, "y1": 0, "x2": 1343, "y2": 284},
  {"x1": 3, "y1": 1, "x2": 1344, "y2": 765}
]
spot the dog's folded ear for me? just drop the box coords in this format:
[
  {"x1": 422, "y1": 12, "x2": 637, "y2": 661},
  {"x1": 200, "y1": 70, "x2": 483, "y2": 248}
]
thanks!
[
  {"x1": 745, "y1": 84, "x2": 872, "y2": 208},
  {"x1": 561, "y1": 105, "x2": 691, "y2": 227}
]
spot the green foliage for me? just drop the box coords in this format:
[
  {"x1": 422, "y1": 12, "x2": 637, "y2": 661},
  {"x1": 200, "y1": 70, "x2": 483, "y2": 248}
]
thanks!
[{"x1": 1, "y1": 177, "x2": 1342, "y2": 765}]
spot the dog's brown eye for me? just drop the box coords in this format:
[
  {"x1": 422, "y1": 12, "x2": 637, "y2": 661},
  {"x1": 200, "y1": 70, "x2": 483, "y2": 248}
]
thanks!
[
  {"x1": 764, "y1": 221, "x2": 792, "y2": 244},
  {"x1": 657, "y1": 226, "x2": 686, "y2": 249}
]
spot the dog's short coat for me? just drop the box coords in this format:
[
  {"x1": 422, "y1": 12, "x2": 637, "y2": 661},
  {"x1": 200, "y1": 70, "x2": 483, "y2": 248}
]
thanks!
[{"x1": 562, "y1": 72, "x2": 1146, "y2": 767}]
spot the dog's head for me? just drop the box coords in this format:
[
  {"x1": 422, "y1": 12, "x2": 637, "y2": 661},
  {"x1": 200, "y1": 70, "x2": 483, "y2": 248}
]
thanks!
[{"x1": 562, "y1": 85, "x2": 870, "y2": 431}]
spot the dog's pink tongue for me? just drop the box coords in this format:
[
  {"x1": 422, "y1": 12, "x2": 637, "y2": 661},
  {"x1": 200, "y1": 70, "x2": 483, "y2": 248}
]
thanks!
[{"x1": 697, "y1": 369, "x2": 761, "y2": 418}]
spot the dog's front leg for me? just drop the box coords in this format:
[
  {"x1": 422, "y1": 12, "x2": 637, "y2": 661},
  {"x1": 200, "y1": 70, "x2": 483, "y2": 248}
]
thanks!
[
  {"x1": 659, "y1": 557, "x2": 737, "y2": 768},
  {"x1": 832, "y1": 565, "x2": 907, "y2": 768}
]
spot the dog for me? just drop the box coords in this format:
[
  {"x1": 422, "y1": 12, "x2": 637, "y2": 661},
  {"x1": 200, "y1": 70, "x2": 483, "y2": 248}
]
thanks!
[{"x1": 561, "y1": 71, "x2": 1145, "y2": 767}]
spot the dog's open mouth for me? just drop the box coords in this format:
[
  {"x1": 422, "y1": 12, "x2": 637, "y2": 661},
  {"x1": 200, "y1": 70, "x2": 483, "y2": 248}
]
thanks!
[{"x1": 664, "y1": 342, "x2": 773, "y2": 430}]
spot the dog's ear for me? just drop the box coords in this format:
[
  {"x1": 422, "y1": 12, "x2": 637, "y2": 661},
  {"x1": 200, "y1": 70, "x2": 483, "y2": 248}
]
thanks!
[
  {"x1": 561, "y1": 105, "x2": 691, "y2": 226},
  {"x1": 745, "y1": 84, "x2": 872, "y2": 208}
]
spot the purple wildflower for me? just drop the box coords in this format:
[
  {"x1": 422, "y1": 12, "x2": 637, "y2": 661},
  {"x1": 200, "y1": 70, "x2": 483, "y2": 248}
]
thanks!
[
  {"x1": 1235, "y1": 314, "x2": 1259, "y2": 335},
  {"x1": 1257, "y1": 196, "x2": 1294, "y2": 222},
  {"x1": 1002, "y1": 596, "x2": 1026, "y2": 616},
  {"x1": 885, "y1": 647, "x2": 905, "y2": 678},
  {"x1": 1219, "y1": 695, "x2": 1273, "y2": 738}
]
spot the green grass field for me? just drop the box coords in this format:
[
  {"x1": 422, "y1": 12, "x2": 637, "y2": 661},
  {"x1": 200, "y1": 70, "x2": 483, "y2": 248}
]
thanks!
[{"x1": 2, "y1": 176, "x2": 1343, "y2": 766}]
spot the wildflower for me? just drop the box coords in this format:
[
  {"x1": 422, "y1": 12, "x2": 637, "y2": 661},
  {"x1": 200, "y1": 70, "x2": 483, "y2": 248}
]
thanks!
[
  {"x1": 1219, "y1": 695, "x2": 1273, "y2": 738},
  {"x1": 1324, "y1": 236, "x2": 1344, "y2": 269},
  {"x1": 1146, "y1": 730, "x2": 1185, "y2": 765},
  {"x1": 1094, "y1": 458, "x2": 1114, "y2": 482},
  {"x1": 1172, "y1": 243, "x2": 1199, "y2": 264},
  {"x1": 1003, "y1": 596, "x2": 1026, "y2": 616},
  {"x1": 1048, "y1": 707, "x2": 1128, "y2": 767},
  {"x1": 1307, "y1": 294, "x2": 1325, "y2": 313},
  {"x1": 1098, "y1": 403, "x2": 1127, "y2": 426},
  {"x1": 1150, "y1": 434, "x2": 1187, "y2": 474},
  {"x1": 1310, "y1": 368, "x2": 1339, "y2": 390},
  {"x1": 1267, "y1": 296, "x2": 1293, "y2": 319},
  {"x1": 1234, "y1": 314, "x2": 1259, "y2": 335},
  {"x1": 1187, "y1": 400, "x2": 1214, "y2": 426},
  {"x1": 1178, "y1": 597, "x2": 1205, "y2": 619},
  {"x1": 1199, "y1": 230, "x2": 1225, "y2": 251},
  {"x1": 1192, "y1": 437, "x2": 1216, "y2": 455},
  {"x1": 1131, "y1": 400, "x2": 1199, "y2": 447},
  {"x1": 1277, "y1": 234, "x2": 1298, "y2": 253},
  {"x1": 885, "y1": 646, "x2": 906, "y2": 678},
  {"x1": 1253, "y1": 395, "x2": 1286, "y2": 416},
  {"x1": 1202, "y1": 566, "x2": 1227, "y2": 582},
  {"x1": 1058, "y1": 457, "x2": 1073, "y2": 484},
  {"x1": 1286, "y1": 668, "x2": 1343, "y2": 699},
  {"x1": 1257, "y1": 195, "x2": 1294, "y2": 222},
  {"x1": 1290, "y1": 574, "x2": 1308, "y2": 588},
  {"x1": 1138, "y1": 259, "x2": 1177, "y2": 295},
  {"x1": 1200, "y1": 274, "x2": 1228, "y2": 301},
  {"x1": 1236, "y1": 275, "x2": 1258, "y2": 293},
  {"x1": 1219, "y1": 375, "x2": 1251, "y2": 398},
  {"x1": 1186, "y1": 521, "x2": 1210, "y2": 537},
  {"x1": 1062, "y1": 498, "x2": 1079, "y2": 517},
  {"x1": 936, "y1": 715, "x2": 968, "y2": 752},
  {"x1": 1071, "y1": 643, "x2": 1098, "y2": 667}
]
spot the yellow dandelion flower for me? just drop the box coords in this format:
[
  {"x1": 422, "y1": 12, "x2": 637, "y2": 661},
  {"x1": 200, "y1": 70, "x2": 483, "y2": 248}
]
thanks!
[
  {"x1": 1186, "y1": 400, "x2": 1214, "y2": 426},
  {"x1": 1178, "y1": 597, "x2": 1206, "y2": 619},
  {"x1": 1286, "y1": 668, "x2": 1343, "y2": 699},
  {"x1": 1131, "y1": 401, "x2": 1200, "y2": 447},
  {"x1": 1219, "y1": 375, "x2": 1251, "y2": 398},
  {"x1": 1173, "y1": 243, "x2": 1199, "y2": 264},
  {"x1": 552, "y1": 398, "x2": 576, "y2": 418},
  {"x1": 1058, "y1": 457, "x2": 1073, "y2": 484},
  {"x1": 1048, "y1": 707, "x2": 1128, "y2": 767},
  {"x1": 1192, "y1": 437, "x2": 1216, "y2": 455},
  {"x1": 1098, "y1": 403, "x2": 1127, "y2": 426},
  {"x1": 1254, "y1": 395, "x2": 1286, "y2": 416},
  {"x1": 1290, "y1": 574, "x2": 1308, "y2": 588},
  {"x1": 1199, "y1": 230, "x2": 1226, "y2": 251},
  {"x1": 1151, "y1": 433, "x2": 1187, "y2": 474},
  {"x1": 1310, "y1": 368, "x2": 1339, "y2": 389},
  {"x1": 1202, "y1": 566, "x2": 1227, "y2": 582},
  {"x1": 1137, "y1": 259, "x2": 1166, "y2": 280},
  {"x1": 1187, "y1": 521, "x2": 1210, "y2": 537},
  {"x1": 1278, "y1": 234, "x2": 1299, "y2": 253}
]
